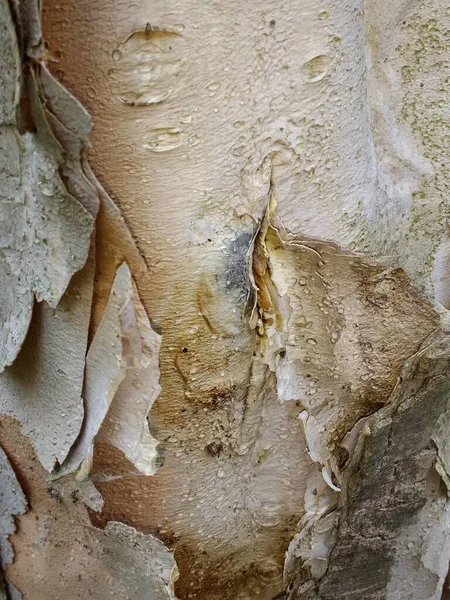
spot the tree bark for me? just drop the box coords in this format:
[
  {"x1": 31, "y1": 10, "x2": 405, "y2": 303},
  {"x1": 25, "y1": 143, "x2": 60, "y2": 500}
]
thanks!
[{"x1": 1, "y1": 0, "x2": 450, "y2": 599}]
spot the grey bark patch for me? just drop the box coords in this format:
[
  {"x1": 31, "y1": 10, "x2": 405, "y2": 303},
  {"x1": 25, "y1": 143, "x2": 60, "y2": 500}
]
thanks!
[
  {"x1": 38, "y1": 65, "x2": 92, "y2": 140},
  {"x1": 0, "y1": 69, "x2": 94, "y2": 373},
  {"x1": 13, "y1": 0, "x2": 42, "y2": 60},
  {"x1": 0, "y1": 12, "x2": 99, "y2": 466},
  {"x1": 98, "y1": 522, "x2": 178, "y2": 599},
  {"x1": 0, "y1": 254, "x2": 95, "y2": 471},
  {"x1": 288, "y1": 337, "x2": 450, "y2": 599},
  {"x1": 0, "y1": 446, "x2": 27, "y2": 598},
  {"x1": 0, "y1": 0, "x2": 20, "y2": 125},
  {"x1": 224, "y1": 230, "x2": 254, "y2": 302},
  {"x1": 0, "y1": 255, "x2": 33, "y2": 376},
  {"x1": 35, "y1": 67, "x2": 99, "y2": 218},
  {"x1": 0, "y1": 128, "x2": 34, "y2": 371},
  {"x1": 20, "y1": 71, "x2": 94, "y2": 304}
]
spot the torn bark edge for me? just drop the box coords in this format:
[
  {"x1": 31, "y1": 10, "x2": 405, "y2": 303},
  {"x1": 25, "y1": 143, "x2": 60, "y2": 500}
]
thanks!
[
  {"x1": 4, "y1": 0, "x2": 151, "y2": 470},
  {"x1": 0, "y1": 1, "x2": 177, "y2": 596},
  {"x1": 284, "y1": 333, "x2": 450, "y2": 598},
  {"x1": 50, "y1": 262, "x2": 162, "y2": 488},
  {"x1": 248, "y1": 196, "x2": 447, "y2": 597}
]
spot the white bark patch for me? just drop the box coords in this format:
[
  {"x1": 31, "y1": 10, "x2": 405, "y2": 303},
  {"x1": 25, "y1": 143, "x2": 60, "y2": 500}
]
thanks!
[
  {"x1": 98, "y1": 281, "x2": 161, "y2": 475},
  {"x1": 58, "y1": 263, "x2": 161, "y2": 479},
  {"x1": 365, "y1": 0, "x2": 450, "y2": 302},
  {"x1": 0, "y1": 446, "x2": 27, "y2": 596}
]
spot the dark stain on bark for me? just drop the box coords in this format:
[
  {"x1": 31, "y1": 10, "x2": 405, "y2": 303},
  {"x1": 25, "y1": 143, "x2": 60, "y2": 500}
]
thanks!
[{"x1": 224, "y1": 230, "x2": 254, "y2": 305}]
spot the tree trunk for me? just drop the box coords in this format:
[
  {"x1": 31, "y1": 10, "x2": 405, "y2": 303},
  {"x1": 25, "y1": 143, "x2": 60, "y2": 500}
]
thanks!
[{"x1": 1, "y1": 0, "x2": 450, "y2": 598}]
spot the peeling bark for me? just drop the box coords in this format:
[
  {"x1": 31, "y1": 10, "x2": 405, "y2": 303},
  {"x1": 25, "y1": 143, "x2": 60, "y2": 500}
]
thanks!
[
  {"x1": 1, "y1": 0, "x2": 450, "y2": 598},
  {"x1": 0, "y1": 2, "x2": 174, "y2": 598},
  {"x1": 0, "y1": 417, "x2": 178, "y2": 600},
  {"x1": 0, "y1": 255, "x2": 95, "y2": 471},
  {"x1": 0, "y1": 0, "x2": 96, "y2": 471},
  {"x1": 97, "y1": 280, "x2": 161, "y2": 476},
  {"x1": 57, "y1": 262, "x2": 161, "y2": 480},
  {"x1": 286, "y1": 335, "x2": 450, "y2": 599},
  {"x1": 252, "y1": 203, "x2": 439, "y2": 481},
  {"x1": 0, "y1": 61, "x2": 94, "y2": 373}
]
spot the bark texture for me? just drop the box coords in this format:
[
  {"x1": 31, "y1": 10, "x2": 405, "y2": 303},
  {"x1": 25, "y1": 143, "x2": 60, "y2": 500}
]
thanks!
[{"x1": 1, "y1": 0, "x2": 450, "y2": 599}]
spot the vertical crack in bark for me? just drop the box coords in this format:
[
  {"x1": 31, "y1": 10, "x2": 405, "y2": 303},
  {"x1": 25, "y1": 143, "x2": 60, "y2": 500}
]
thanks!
[{"x1": 249, "y1": 200, "x2": 442, "y2": 597}]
